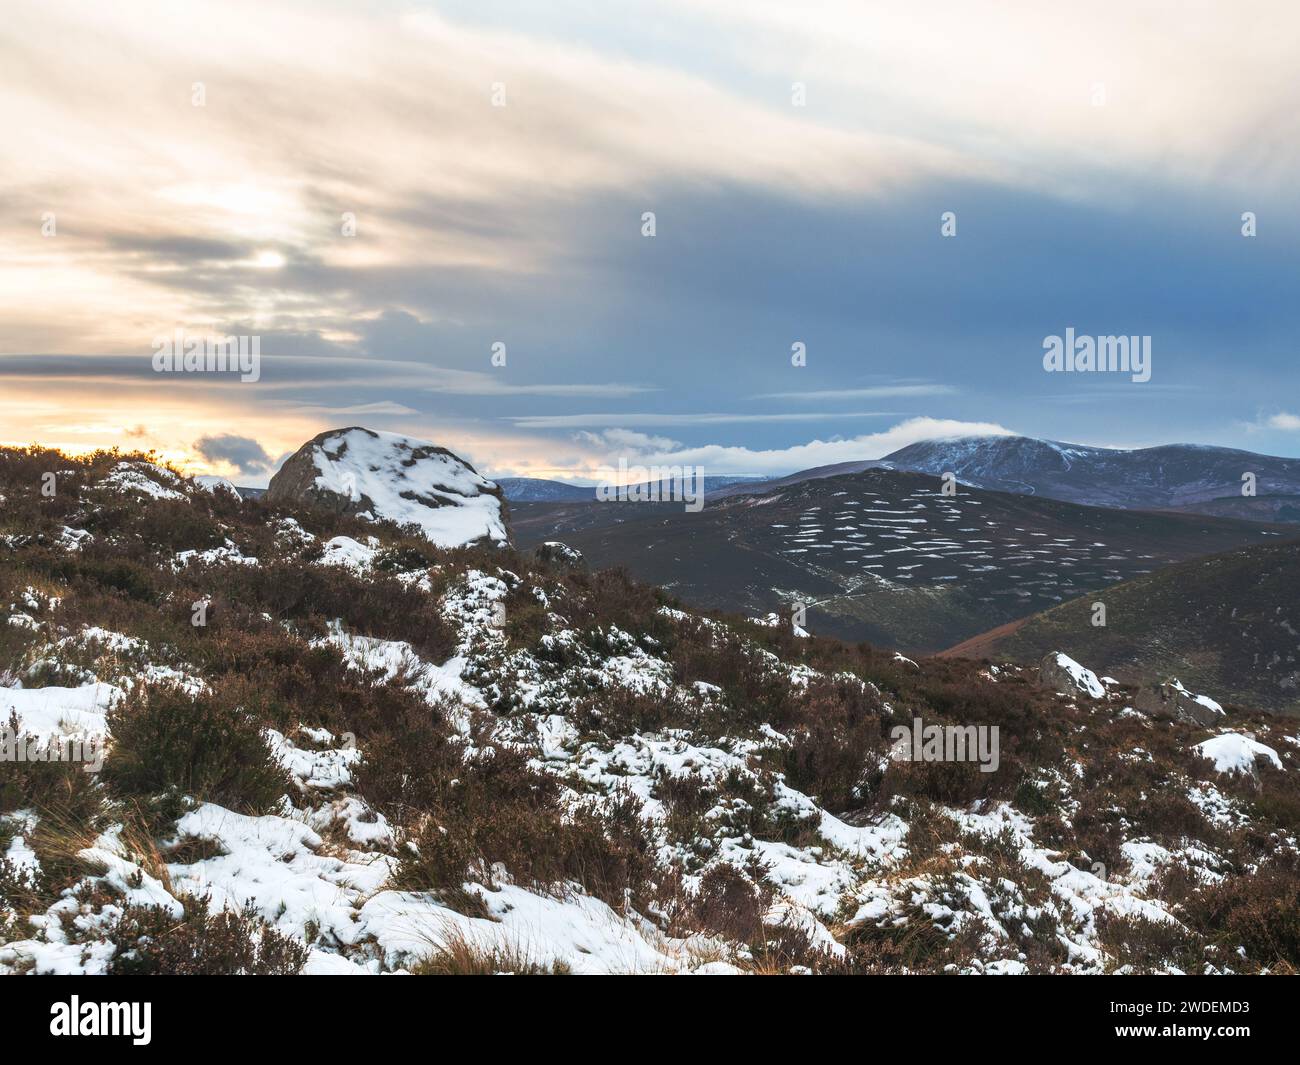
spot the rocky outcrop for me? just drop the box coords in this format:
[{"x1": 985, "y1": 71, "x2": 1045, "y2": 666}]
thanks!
[
  {"x1": 534, "y1": 541, "x2": 585, "y2": 569},
  {"x1": 266, "y1": 427, "x2": 508, "y2": 549},
  {"x1": 1133, "y1": 678, "x2": 1226, "y2": 726},
  {"x1": 1038, "y1": 652, "x2": 1106, "y2": 700}
]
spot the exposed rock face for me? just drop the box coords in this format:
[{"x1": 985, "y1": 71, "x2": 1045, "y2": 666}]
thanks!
[
  {"x1": 266, "y1": 427, "x2": 509, "y2": 549},
  {"x1": 1038, "y1": 652, "x2": 1106, "y2": 700},
  {"x1": 1133, "y1": 678, "x2": 1226, "y2": 726}
]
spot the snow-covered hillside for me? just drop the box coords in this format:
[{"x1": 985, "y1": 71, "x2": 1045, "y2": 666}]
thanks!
[{"x1": 2, "y1": 441, "x2": 1298, "y2": 975}]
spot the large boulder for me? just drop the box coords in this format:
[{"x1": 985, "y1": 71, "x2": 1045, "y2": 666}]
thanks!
[
  {"x1": 1133, "y1": 678, "x2": 1226, "y2": 726},
  {"x1": 1038, "y1": 652, "x2": 1106, "y2": 700},
  {"x1": 266, "y1": 427, "x2": 509, "y2": 549},
  {"x1": 1192, "y1": 733, "x2": 1281, "y2": 776}
]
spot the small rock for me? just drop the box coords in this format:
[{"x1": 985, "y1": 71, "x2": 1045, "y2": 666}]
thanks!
[{"x1": 535, "y1": 541, "x2": 585, "y2": 569}]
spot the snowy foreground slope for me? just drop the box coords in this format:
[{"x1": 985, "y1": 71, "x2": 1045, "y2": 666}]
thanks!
[{"x1": 2, "y1": 442, "x2": 1299, "y2": 975}]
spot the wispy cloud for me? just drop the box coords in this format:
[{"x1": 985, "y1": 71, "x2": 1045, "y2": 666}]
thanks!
[
  {"x1": 512, "y1": 411, "x2": 906, "y2": 428},
  {"x1": 575, "y1": 417, "x2": 1015, "y2": 476},
  {"x1": 293, "y1": 401, "x2": 421, "y2": 417},
  {"x1": 1256, "y1": 412, "x2": 1300, "y2": 432},
  {"x1": 428, "y1": 375, "x2": 657, "y2": 398},
  {"x1": 193, "y1": 433, "x2": 273, "y2": 475},
  {"x1": 751, "y1": 384, "x2": 955, "y2": 400},
  {"x1": 0, "y1": 0, "x2": 976, "y2": 357}
]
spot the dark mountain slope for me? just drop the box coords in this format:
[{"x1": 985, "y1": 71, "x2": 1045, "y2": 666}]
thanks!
[
  {"x1": 947, "y1": 538, "x2": 1300, "y2": 713},
  {"x1": 512, "y1": 468, "x2": 1292, "y2": 651}
]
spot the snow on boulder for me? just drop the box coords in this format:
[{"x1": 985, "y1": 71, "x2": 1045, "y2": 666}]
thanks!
[
  {"x1": 534, "y1": 541, "x2": 585, "y2": 569},
  {"x1": 317, "y1": 535, "x2": 380, "y2": 573},
  {"x1": 1038, "y1": 652, "x2": 1105, "y2": 700},
  {"x1": 266, "y1": 427, "x2": 508, "y2": 549},
  {"x1": 1134, "y1": 678, "x2": 1226, "y2": 726},
  {"x1": 752, "y1": 612, "x2": 809, "y2": 637},
  {"x1": 1168, "y1": 679, "x2": 1223, "y2": 716},
  {"x1": 1193, "y1": 733, "x2": 1282, "y2": 776}
]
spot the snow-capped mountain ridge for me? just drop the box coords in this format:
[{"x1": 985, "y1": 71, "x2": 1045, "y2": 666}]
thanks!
[{"x1": 882, "y1": 434, "x2": 1300, "y2": 514}]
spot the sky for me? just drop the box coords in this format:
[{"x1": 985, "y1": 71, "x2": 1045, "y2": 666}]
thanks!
[{"x1": 2, "y1": 0, "x2": 1299, "y2": 485}]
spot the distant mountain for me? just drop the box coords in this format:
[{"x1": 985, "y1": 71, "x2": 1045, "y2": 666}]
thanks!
[
  {"x1": 706, "y1": 461, "x2": 888, "y2": 500},
  {"x1": 881, "y1": 435, "x2": 1300, "y2": 519},
  {"x1": 1166, "y1": 494, "x2": 1300, "y2": 524},
  {"x1": 498, "y1": 475, "x2": 766, "y2": 503},
  {"x1": 946, "y1": 538, "x2": 1300, "y2": 713},
  {"x1": 244, "y1": 472, "x2": 766, "y2": 504},
  {"x1": 511, "y1": 467, "x2": 1292, "y2": 652},
  {"x1": 495, "y1": 477, "x2": 593, "y2": 502}
]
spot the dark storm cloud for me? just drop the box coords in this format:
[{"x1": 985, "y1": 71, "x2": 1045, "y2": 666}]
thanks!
[
  {"x1": 194, "y1": 433, "x2": 273, "y2": 474},
  {"x1": 101, "y1": 233, "x2": 256, "y2": 264}
]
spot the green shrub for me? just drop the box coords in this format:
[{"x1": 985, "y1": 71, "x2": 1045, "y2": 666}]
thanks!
[
  {"x1": 408, "y1": 927, "x2": 571, "y2": 975},
  {"x1": 0, "y1": 715, "x2": 104, "y2": 822},
  {"x1": 779, "y1": 678, "x2": 887, "y2": 812},
  {"x1": 1183, "y1": 854, "x2": 1300, "y2": 971},
  {"x1": 103, "y1": 686, "x2": 290, "y2": 814},
  {"x1": 107, "y1": 898, "x2": 309, "y2": 975},
  {"x1": 1095, "y1": 910, "x2": 1205, "y2": 974},
  {"x1": 389, "y1": 743, "x2": 657, "y2": 914}
]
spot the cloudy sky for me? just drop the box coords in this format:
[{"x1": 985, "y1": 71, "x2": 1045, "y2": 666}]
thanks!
[{"x1": 3, "y1": 0, "x2": 1299, "y2": 484}]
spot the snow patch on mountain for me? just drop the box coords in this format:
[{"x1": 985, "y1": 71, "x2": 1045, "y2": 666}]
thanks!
[{"x1": 317, "y1": 535, "x2": 380, "y2": 573}]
